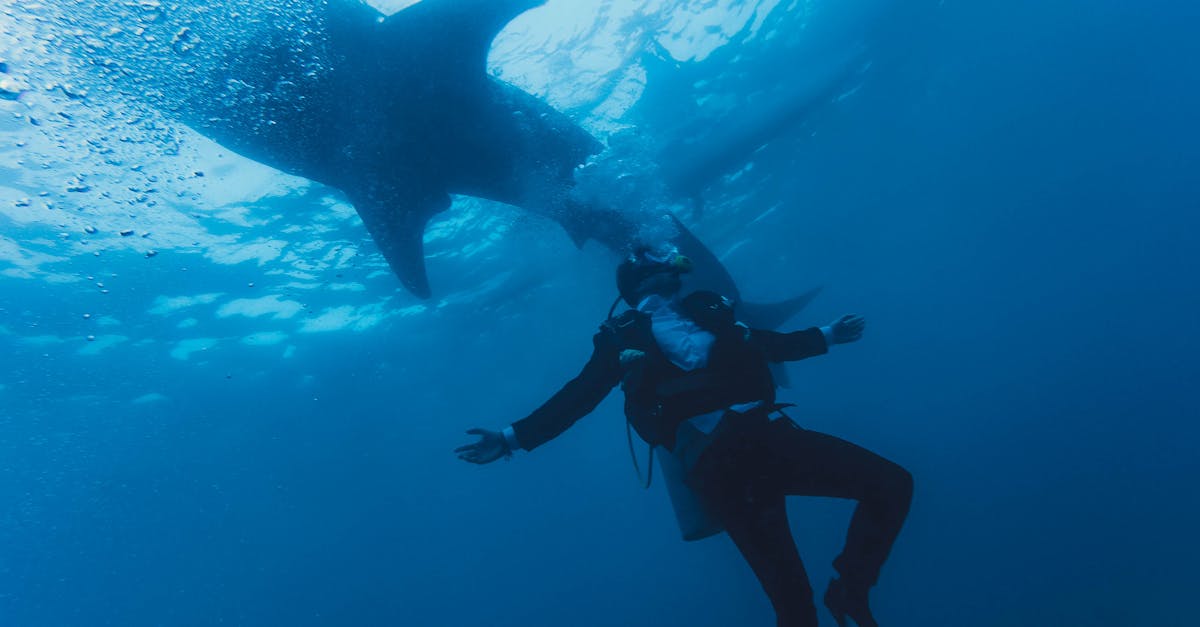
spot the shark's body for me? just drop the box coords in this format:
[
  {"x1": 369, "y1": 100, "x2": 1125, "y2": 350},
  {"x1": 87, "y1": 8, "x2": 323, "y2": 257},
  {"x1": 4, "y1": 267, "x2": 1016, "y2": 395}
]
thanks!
[
  {"x1": 654, "y1": 47, "x2": 867, "y2": 202},
  {"x1": 190, "y1": 0, "x2": 607, "y2": 298},
  {"x1": 182, "y1": 0, "x2": 818, "y2": 329},
  {"x1": 634, "y1": 0, "x2": 884, "y2": 204}
]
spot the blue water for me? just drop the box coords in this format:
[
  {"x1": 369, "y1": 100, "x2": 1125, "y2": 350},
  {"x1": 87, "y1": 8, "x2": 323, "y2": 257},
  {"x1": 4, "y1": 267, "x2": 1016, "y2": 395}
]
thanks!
[{"x1": 1, "y1": 0, "x2": 1197, "y2": 625}]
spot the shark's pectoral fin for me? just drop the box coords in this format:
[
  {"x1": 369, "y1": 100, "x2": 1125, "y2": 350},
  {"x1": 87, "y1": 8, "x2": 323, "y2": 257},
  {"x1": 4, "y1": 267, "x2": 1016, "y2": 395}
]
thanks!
[
  {"x1": 351, "y1": 189, "x2": 450, "y2": 299},
  {"x1": 551, "y1": 198, "x2": 637, "y2": 250},
  {"x1": 558, "y1": 202, "x2": 591, "y2": 249},
  {"x1": 562, "y1": 223, "x2": 589, "y2": 249}
]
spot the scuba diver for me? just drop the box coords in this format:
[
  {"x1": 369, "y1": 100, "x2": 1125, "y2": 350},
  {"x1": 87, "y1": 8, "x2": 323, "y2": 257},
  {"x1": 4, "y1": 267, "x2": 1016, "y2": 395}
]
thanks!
[{"x1": 456, "y1": 247, "x2": 912, "y2": 627}]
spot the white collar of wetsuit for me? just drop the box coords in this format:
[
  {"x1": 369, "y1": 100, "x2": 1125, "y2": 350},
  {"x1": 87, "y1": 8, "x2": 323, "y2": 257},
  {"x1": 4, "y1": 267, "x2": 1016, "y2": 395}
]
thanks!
[{"x1": 636, "y1": 294, "x2": 714, "y2": 371}]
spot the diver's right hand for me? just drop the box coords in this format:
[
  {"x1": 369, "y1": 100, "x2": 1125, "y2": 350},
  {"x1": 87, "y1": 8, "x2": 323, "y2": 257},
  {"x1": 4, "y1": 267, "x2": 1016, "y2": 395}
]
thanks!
[
  {"x1": 829, "y1": 314, "x2": 866, "y2": 344},
  {"x1": 455, "y1": 428, "x2": 511, "y2": 465}
]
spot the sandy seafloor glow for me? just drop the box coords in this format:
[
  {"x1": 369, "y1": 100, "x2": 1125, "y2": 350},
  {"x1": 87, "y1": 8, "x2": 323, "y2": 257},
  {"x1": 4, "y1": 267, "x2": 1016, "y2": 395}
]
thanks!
[{"x1": 0, "y1": 0, "x2": 1198, "y2": 625}]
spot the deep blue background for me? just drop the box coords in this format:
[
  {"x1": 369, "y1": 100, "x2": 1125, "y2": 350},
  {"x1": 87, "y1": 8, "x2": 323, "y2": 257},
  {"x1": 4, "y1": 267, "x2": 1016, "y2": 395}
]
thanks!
[{"x1": 1, "y1": 0, "x2": 1197, "y2": 625}]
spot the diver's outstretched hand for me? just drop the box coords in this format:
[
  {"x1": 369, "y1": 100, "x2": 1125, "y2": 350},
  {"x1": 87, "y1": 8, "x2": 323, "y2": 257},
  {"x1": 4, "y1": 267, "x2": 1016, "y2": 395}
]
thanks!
[
  {"x1": 455, "y1": 428, "x2": 511, "y2": 465},
  {"x1": 829, "y1": 314, "x2": 866, "y2": 344}
]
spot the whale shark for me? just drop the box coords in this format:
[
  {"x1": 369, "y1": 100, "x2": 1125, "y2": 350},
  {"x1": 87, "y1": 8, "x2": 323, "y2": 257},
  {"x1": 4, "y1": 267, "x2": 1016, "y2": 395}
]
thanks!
[
  {"x1": 179, "y1": 0, "x2": 821, "y2": 328},
  {"x1": 632, "y1": 0, "x2": 892, "y2": 205},
  {"x1": 186, "y1": 0, "x2": 601, "y2": 299}
]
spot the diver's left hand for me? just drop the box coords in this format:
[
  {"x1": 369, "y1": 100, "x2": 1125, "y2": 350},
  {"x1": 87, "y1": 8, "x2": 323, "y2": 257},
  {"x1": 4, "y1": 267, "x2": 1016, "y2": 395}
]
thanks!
[
  {"x1": 455, "y1": 428, "x2": 511, "y2": 465},
  {"x1": 829, "y1": 314, "x2": 866, "y2": 344}
]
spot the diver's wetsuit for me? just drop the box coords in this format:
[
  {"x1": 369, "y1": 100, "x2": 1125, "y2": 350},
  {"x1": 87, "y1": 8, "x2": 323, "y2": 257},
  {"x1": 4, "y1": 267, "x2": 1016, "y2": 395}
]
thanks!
[
  {"x1": 690, "y1": 412, "x2": 912, "y2": 626},
  {"x1": 509, "y1": 315, "x2": 912, "y2": 627}
]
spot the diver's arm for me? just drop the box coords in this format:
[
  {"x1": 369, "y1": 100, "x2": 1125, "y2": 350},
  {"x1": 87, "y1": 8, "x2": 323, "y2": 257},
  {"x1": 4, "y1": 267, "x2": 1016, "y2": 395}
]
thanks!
[
  {"x1": 751, "y1": 327, "x2": 829, "y2": 362},
  {"x1": 507, "y1": 332, "x2": 623, "y2": 451},
  {"x1": 456, "y1": 331, "x2": 622, "y2": 464},
  {"x1": 753, "y1": 313, "x2": 865, "y2": 362},
  {"x1": 827, "y1": 314, "x2": 865, "y2": 344}
]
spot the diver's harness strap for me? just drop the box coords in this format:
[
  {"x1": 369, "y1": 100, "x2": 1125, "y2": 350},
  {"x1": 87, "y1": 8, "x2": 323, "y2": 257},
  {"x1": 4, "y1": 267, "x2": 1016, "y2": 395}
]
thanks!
[
  {"x1": 654, "y1": 370, "x2": 716, "y2": 398},
  {"x1": 627, "y1": 418, "x2": 654, "y2": 489},
  {"x1": 602, "y1": 301, "x2": 795, "y2": 488},
  {"x1": 627, "y1": 402, "x2": 797, "y2": 489}
]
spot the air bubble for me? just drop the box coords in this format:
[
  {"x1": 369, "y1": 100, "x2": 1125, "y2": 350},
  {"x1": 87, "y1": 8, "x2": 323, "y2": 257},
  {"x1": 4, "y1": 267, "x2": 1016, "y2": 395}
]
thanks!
[
  {"x1": 58, "y1": 84, "x2": 88, "y2": 100},
  {"x1": 171, "y1": 28, "x2": 199, "y2": 55},
  {"x1": 0, "y1": 76, "x2": 24, "y2": 100},
  {"x1": 137, "y1": 1, "x2": 165, "y2": 23}
]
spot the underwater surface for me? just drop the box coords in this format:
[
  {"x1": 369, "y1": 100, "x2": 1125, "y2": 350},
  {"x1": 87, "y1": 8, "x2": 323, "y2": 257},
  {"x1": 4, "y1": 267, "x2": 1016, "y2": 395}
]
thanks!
[{"x1": 1, "y1": 0, "x2": 1197, "y2": 625}]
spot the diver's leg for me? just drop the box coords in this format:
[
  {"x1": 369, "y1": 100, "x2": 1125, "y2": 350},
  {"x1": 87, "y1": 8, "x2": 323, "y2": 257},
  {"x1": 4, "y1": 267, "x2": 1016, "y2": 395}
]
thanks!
[
  {"x1": 759, "y1": 420, "x2": 912, "y2": 626},
  {"x1": 692, "y1": 430, "x2": 819, "y2": 627}
]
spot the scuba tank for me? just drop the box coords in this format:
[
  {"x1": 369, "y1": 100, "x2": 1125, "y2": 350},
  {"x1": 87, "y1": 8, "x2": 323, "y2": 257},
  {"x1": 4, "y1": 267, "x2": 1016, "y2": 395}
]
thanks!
[{"x1": 605, "y1": 290, "x2": 737, "y2": 542}]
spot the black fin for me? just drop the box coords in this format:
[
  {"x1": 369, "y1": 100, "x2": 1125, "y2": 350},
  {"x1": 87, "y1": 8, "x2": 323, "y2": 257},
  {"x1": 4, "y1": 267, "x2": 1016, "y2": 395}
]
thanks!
[
  {"x1": 740, "y1": 287, "x2": 823, "y2": 330},
  {"x1": 350, "y1": 190, "x2": 451, "y2": 299},
  {"x1": 326, "y1": 0, "x2": 386, "y2": 26},
  {"x1": 750, "y1": 287, "x2": 824, "y2": 390},
  {"x1": 770, "y1": 363, "x2": 793, "y2": 389},
  {"x1": 669, "y1": 214, "x2": 821, "y2": 330},
  {"x1": 553, "y1": 198, "x2": 637, "y2": 251},
  {"x1": 386, "y1": 0, "x2": 547, "y2": 70},
  {"x1": 325, "y1": 0, "x2": 386, "y2": 51},
  {"x1": 560, "y1": 217, "x2": 590, "y2": 249},
  {"x1": 691, "y1": 194, "x2": 705, "y2": 220},
  {"x1": 668, "y1": 214, "x2": 742, "y2": 302}
]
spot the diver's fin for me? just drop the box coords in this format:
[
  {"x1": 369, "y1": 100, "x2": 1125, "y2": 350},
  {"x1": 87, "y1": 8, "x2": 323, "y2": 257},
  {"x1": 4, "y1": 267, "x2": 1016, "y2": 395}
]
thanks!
[
  {"x1": 740, "y1": 286, "x2": 824, "y2": 330},
  {"x1": 350, "y1": 189, "x2": 450, "y2": 299}
]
